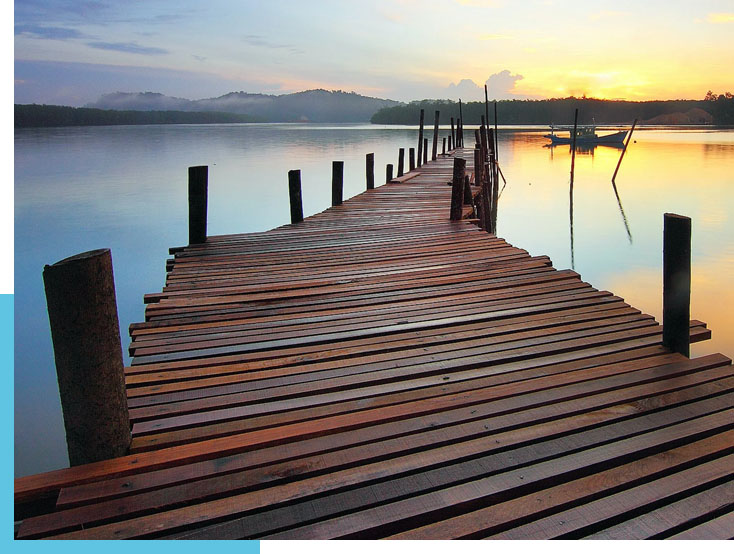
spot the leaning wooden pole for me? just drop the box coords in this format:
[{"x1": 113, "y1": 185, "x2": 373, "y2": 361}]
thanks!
[
  {"x1": 43, "y1": 249, "x2": 130, "y2": 466},
  {"x1": 484, "y1": 85, "x2": 491, "y2": 154},
  {"x1": 662, "y1": 213, "x2": 691, "y2": 357},
  {"x1": 612, "y1": 118, "x2": 638, "y2": 183},
  {"x1": 450, "y1": 117, "x2": 455, "y2": 148},
  {"x1": 417, "y1": 109, "x2": 425, "y2": 167},
  {"x1": 431, "y1": 110, "x2": 440, "y2": 160},
  {"x1": 570, "y1": 108, "x2": 579, "y2": 187}
]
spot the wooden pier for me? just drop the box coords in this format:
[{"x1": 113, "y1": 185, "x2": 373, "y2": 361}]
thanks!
[{"x1": 15, "y1": 147, "x2": 734, "y2": 539}]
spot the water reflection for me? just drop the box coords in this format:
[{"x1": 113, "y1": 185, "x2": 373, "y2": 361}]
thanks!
[{"x1": 14, "y1": 125, "x2": 734, "y2": 478}]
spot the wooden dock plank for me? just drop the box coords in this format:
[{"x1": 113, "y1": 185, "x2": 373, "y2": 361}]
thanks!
[{"x1": 14, "y1": 147, "x2": 733, "y2": 539}]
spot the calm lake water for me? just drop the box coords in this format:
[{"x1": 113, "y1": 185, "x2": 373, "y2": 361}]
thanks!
[{"x1": 14, "y1": 123, "x2": 734, "y2": 477}]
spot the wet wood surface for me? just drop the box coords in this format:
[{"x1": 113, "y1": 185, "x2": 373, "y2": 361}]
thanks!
[{"x1": 15, "y1": 148, "x2": 733, "y2": 539}]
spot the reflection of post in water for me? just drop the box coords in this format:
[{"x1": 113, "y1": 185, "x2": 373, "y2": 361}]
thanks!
[
  {"x1": 569, "y1": 108, "x2": 578, "y2": 269},
  {"x1": 569, "y1": 176, "x2": 575, "y2": 270},
  {"x1": 611, "y1": 180, "x2": 633, "y2": 244}
]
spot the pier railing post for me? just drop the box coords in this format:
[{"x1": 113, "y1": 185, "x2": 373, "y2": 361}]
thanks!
[
  {"x1": 397, "y1": 148, "x2": 405, "y2": 177},
  {"x1": 288, "y1": 169, "x2": 303, "y2": 224},
  {"x1": 432, "y1": 110, "x2": 440, "y2": 160},
  {"x1": 386, "y1": 163, "x2": 393, "y2": 183},
  {"x1": 417, "y1": 109, "x2": 425, "y2": 167},
  {"x1": 366, "y1": 153, "x2": 375, "y2": 190},
  {"x1": 332, "y1": 160, "x2": 344, "y2": 206},
  {"x1": 43, "y1": 249, "x2": 130, "y2": 466},
  {"x1": 409, "y1": 148, "x2": 416, "y2": 171},
  {"x1": 662, "y1": 213, "x2": 691, "y2": 357},
  {"x1": 450, "y1": 157, "x2": 467, "y2": 221},
  {"x1": 188, "y1": 165, "x2": 208, "y2": 245}
]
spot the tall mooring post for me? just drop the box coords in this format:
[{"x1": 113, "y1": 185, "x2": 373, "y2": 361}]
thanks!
[
  {"x1": 417, "y1": 109, "x2": 425, "y2": 168},
  {"x1": 662, "y1": 213, "x2": 691, "y2": 357},
  {"x1": 366, "y1": 153, "x2": 375, "y2": 190},
  {"x1": 431, "y1": 110, "x2": 440, "y2": 160},
  {"x1": 288, "y1": 169, "x2": 303, "y2": 224},
  {"x1": 43, "y1": 249, "x2": 130, "y2": 466},
  {"x1": 188, "y1": 165, "x2": 208, "y2": 245},
  {"x1": 386, "y1": 163, "x2": 394, "y2": 183},
  {"x1": 332, "y1": 161, "x2": 344, "y2": 206}
]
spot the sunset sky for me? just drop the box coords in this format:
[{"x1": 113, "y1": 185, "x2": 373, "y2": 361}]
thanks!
[{"x1": 13, "y1": 0, "x2": 734, "y2": 105}]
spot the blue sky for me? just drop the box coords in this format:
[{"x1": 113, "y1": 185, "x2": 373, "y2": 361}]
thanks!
[{"x1": 13, "y1": 0, "x2": 734, "y2": 105}]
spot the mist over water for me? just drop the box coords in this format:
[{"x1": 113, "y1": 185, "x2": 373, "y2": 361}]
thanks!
[{"x1": 14, "y1": 124, "x2": 734, "y2": 477}]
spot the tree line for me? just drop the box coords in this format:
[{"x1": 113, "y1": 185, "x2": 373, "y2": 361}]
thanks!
[
  {"x1": 371, "y1": 94, "x2": 734, "y2": 125},
  {"x1": 15, "y1": 104, "x2": 263, "y2": 128}
]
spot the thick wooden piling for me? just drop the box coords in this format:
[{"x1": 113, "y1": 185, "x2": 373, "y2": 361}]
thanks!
[
  {"x1": 423, "y1": 138, "x2": 428, "y2": 164},
  {"x1": 448, "y1": 136, "x2": 453, "y2": 151},
  {"x1": 442, "y1": 137, "x2": 446, "y2": 155},
  {"x1": 417, "y1": 109, "x2": 425, "y2": 168},
  {"x1": 431, "y1": 110, "x2": 440, "y2": 160},
  {"x1": 288, "y1": 169, "x2": 303, "y2": 224},
  {"x1": 366, "y1": 153, "x2": 375, "y2": 190},
  {"x1": 42, "y1": 249, "x2": 130, "y2": 466},
  {"x1": 663, "y1": 213, "x2": 691, "y2": 357},
  {"x1": 409, "y1": 148, "x2": 415, "y2": 171},
  {"x1": 332, "y1": 161, "x2": 344, "y2": 206},
  {"x1": 386, "y1": 163, "x2": 393, "y2": 183},
  {"x1": 449, "y1": 157, "x2": 466, "y2": 221},
  {"x1": 188, "y1": 165, "x2": 208, "y2": 245},
  {"x1": 397, "y1": 148, "x2": 405, "y2": 177}
]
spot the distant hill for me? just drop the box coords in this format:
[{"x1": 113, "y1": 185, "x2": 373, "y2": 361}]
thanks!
[
  {"x1": 14, "y1": 104, "x2": 262, "y2": 128},
  {"x1": 371, "y1": 96, "x2": 734, "y2": 125},
  {"x1": 87, "y1": 89, "x2": 404, "y2": 123}
]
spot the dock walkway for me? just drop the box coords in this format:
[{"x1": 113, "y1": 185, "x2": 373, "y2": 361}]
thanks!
[{"x1": 15, "y1": 149, "x2": 734, "y2": 539}]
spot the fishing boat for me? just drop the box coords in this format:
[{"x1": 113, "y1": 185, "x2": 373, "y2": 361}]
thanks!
[{"x1": 545, "y1": 121, "x2": 627, "y2": 145}]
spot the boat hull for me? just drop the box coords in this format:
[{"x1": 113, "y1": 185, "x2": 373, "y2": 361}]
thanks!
[{"x1": 549, "y1": 130, "x2": 628, "y2": 145}]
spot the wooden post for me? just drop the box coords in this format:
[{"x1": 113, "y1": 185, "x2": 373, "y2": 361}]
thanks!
[
  {"x1": 489, "y1": 128, "x2": 499, "y2": 234},
  {"x1": 423, "y1": 138, "x2": 428, "y2": 164},
  {"x1": 288, "y1": 169, "x2": 303, "y2": 224},
  {"x1": 442, "y1": 137, "x2": 447, "y2": 155},
  {"x1": 663, "y1": 213, "x2": 691, "y2": 357},
  {"x1": 450, "y1": 157, "x2": 466, "y2": 221},
  {"x1": 450, "y1": 117, "x2": 455, "y2": 148},
  {"x1": 409, "y1": 148, "x2": 415, "y2": 171},
  {"x1": 484, "y1": 85, "x2": 491, "y2": 154},
  {"x1": 386, "y1": 163, "x2": 393, "y2": 183},
  {"x1": 448, "y1": 136, "x2": 453, "y2": 151},
  {"x1": 431, "y1": 110, "x2": 440, "y2": 160},
  {"x1": 417, "y1": 108, "x2": 425, "y2": 167},
  {"x1": 43, "y1": 249, "x2": 130, "y2": 466},
  {"x1": 570, "y1": 108, "x2": 579, "y2": 187},
  {"x1": 188, "y1": 165, "x2": 207, "y2": 245},
  {"x1": 458, "y1": 99, "x2": 464, "y2": 147},
  {"x1": 494, "y1": 100, "x2": 499, "y2": 156},
  {"x1": 366, "y1": 152, "x2": 375, "y2": 190},
  {"x1": 332, "y1": 160, "x2": 344, "y2": 206},
  {"x1": 397, "y1": 148, "x2": 405, "y2": 177},
  {"x1": 612, "y1": 118, "x2": 638, "y2": 182},
  {"x1": 463, "y1": 174, "x2": 472, "y2": 205}
]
